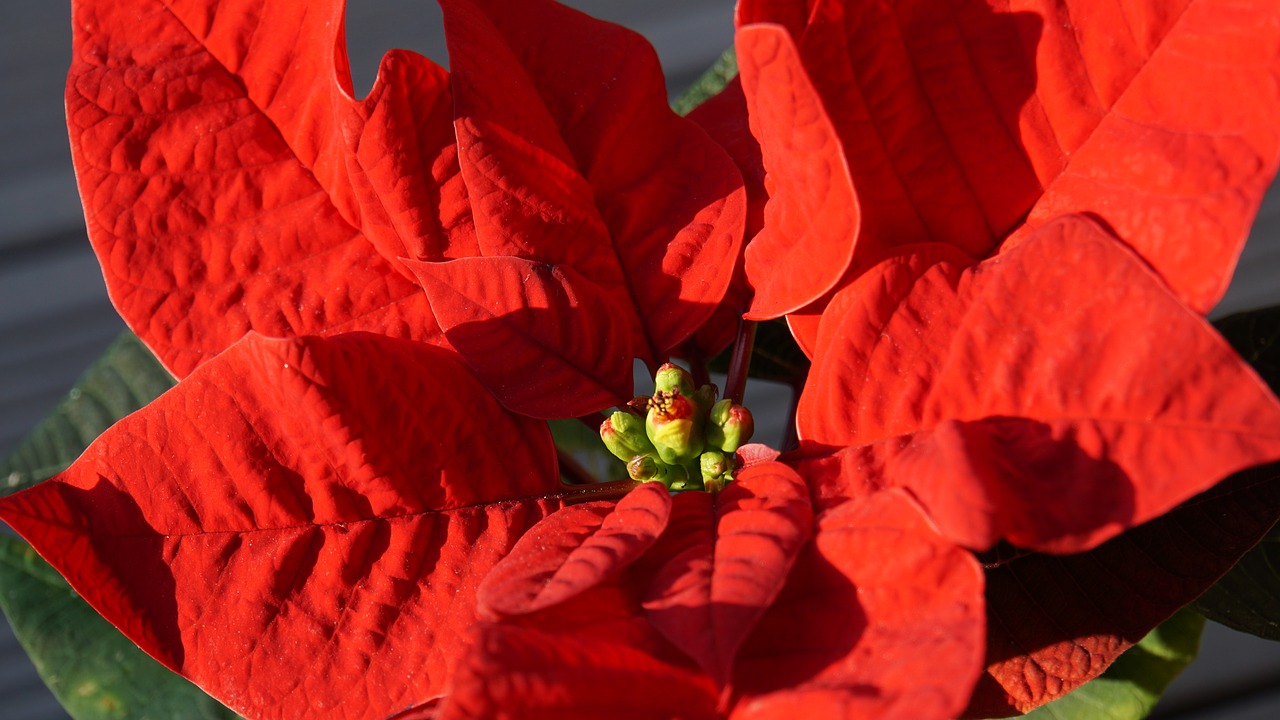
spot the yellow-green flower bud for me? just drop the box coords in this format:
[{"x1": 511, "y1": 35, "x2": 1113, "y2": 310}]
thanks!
[
  {"x1": 646, "y1": 390, "x2": 705, "y2": 464},
  {"x1": 600, "y1": 411, "x2": 656, "y2": 462},
  {"x1": 667, "y1": 475, "x2": 703, "y2": 493},
  {"x1": 706, "y1": 399, "x2": 755, "y2": 453},
  {"x1": 693, "y1": 383, "x2": 718, "y2": 413},
  {"x1": 654, "y1": 362, "x2": 696, "y2": 396},
  {"x1": 627, "y1": 455, "x2": 669, "y2": 483},
  {"x1": 700, "y1": 450, "x2": 731, "y2": 492}
]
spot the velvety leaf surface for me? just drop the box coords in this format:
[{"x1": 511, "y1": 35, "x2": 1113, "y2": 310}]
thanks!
[
  {"x1": 731, "y1": 490, "x2": 986, "y2": 720},
  {"x1": 641, "y1": 461, "x2": 813, "y2": 686},
  {"x1": 735, "y1": 24, "x2": 859, "y2": 320},
  {"x1": 967, "y1": 463, "x2": 1280, "y2": 717},
  {"x1": 737, "y1": 0, "x2": 1280, "y2": 312},
  {"x1": 2, "y1": 332, "x2": 174, "y2": 497},
  {"x1": 1016, "y1": 608, "x2": 1204, "y2": 720},
  {"x1": 67, "y1": 0, "x2": 454, "y2": 376},
  {"x1": 407, "y1": 256, "x2": 634, "y2": 418},
  {"x1": 798, "y1": 215, "x2": 1280, "y2": 552},
  {"x1": 0, "y1": 535, "x2": 238, "y2": 719},
  {"x1": 478, "y1": 482, "x2": 672, "y2": 619},
  {"x1": 458, "y1": 0, "x2": 748, "y2": 357},
  {"x1": 0, "y1": 333, "x2": 564, "y2": 720}
]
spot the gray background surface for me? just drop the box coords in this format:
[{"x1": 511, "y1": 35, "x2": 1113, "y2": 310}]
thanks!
[{"x1": 1, "y1": 1, "x2": 1279, "y2": 717}]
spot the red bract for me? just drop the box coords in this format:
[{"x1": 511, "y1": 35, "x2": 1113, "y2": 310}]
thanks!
[
  {"x1": 720, "y1": 0, "x2": 1280, "y2": 336},
  {"x1": 0, "y1": 332, "x2": 598, "y2": 719},
  {"x1": 785, "y1": 214, "x2": 1280, "y2": 712},
  {"x1": 68, "y1": 0, "x2": 746, "y2": 418},
  {"x1": 435, "y1": 467, "x2": 985, "y2": 720},
  {"x1": 699, "y1": 1, "x2": 1280, "y2": 713}
]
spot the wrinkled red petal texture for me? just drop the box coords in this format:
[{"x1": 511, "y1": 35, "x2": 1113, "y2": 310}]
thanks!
[
  {"x1": 797, "y1": 215, "x2": 1280, "y2": 552},
  {"x1": 682, "y1": 79, "x2": 765, "y2": 357},
  {"x1": 158, "y1": 1, "x2": 479, "y2": 267},
  {"x1": 346, "y1": 54, "x2": 480, "y2": 265},
  {"x1": 968, "y1": 463, "x2": 1280, "y2": 716},
  {"x1": 734, "y1": 24, "x2": 860, "y2": 320},
  {"x1": 739, "y1": 0, "x2": 1280, "y2": 312},
  {"x1": 1013, "y1": 0, "x2": 1280, "y2": 313},
  {"x1": 0, "y1": 333, "x2": 564, "y2": 720},
  {"x1": 735, "y1": 443, "x2": 782, "y2": 469},
  {"x1": 438, "y1": 0, "x2": 623, "y2": 280},
  {"x1": 730, "y1": 489, "x2": 985, "y2": 720},
  {"x1": 740, "y1": 0, "x2": 1033, "y2": 259},
  {"x1": 67, "y1": 0, "x2": 459, "y2": 376},
  {"x1": 453, "y1": 0, "x2": 748, "y2": 358},
  {"x1": 477, "y1": 482, "x2": 672, "y2": 620},
  {"x1": 440, "y1": 584, "x2": 720, "y2": 720},
  {"x1": 640, "y1": 462, "x2": 813, "y2": 687},
  {"x1": 406, "y1": 257, "x2": 634, "y2": 418}
]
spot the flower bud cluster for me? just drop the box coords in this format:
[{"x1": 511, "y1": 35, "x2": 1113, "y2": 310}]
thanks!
[{"x1": 600, "y1": 363, "x2": 755, "y2": 492}]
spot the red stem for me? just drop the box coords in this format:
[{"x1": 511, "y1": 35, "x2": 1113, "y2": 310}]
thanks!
[
  {"x1": 723, "y1": 319, "x2": 758, "y2": 405},
  {"x1": 562, "y1": 479, "x2": 639, "y2": 505}
]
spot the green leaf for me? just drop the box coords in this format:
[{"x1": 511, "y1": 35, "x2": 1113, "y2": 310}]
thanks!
[
  {"x1": 1192, "y1": 305, "x2": 1280, "y2": 638},
  {"x1": 0, "y1": 535, "x2": 238, "y2": 719},
  {"x1": 1010, "y1": 608, "x2": 1205, "y2": 720},
  {"x1": 549, "y1": 418, "x2": 628, "y2": 482},
  {"x1": 671, "y1": 47, "x2": 737, "y2": 116},
  {"x1": 2, "y1": 332, "x2": 175, "y2": 498},
  {"x1": 1194, "y1": 514, "x2": 1280, "y2": 640},
  {"x1": 1213, "y1": 303, "x2": 1280, "y2": 395}
]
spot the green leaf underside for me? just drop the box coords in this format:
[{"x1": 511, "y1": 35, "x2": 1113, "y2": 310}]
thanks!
[
  {"x1": 1008, "y1": 608, "x2": 1205, "y2": 720},
  {"x1": 0, "y1": 536, "x2": 238, "y2": 719},
  {"x1": 1, "y1": 332, "x2": 174, "y2": 498},
  {"x1": 671, "y1": 47, "x2": 737, "y2": 116}
]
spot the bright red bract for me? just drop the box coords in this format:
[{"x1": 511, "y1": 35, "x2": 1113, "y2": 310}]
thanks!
[{"x1": 2, "y1": 0, "x2": 1279, "y2": 717}]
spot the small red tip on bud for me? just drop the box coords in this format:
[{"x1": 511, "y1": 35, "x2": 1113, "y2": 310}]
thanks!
[
  {"x1": 706, "y1": 399, "x2": 755, "y2": 453},
  {"x1": 654, "y1": 363, "x2": 696, "y2": 396},
  {"x1": 601, "y1": 411, "x2": 656, "y2": 462}
]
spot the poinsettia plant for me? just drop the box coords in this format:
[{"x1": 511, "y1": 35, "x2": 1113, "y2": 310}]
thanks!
[{"x1": 3, "y1": 0, "x2": 1280, "y2": 718}]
